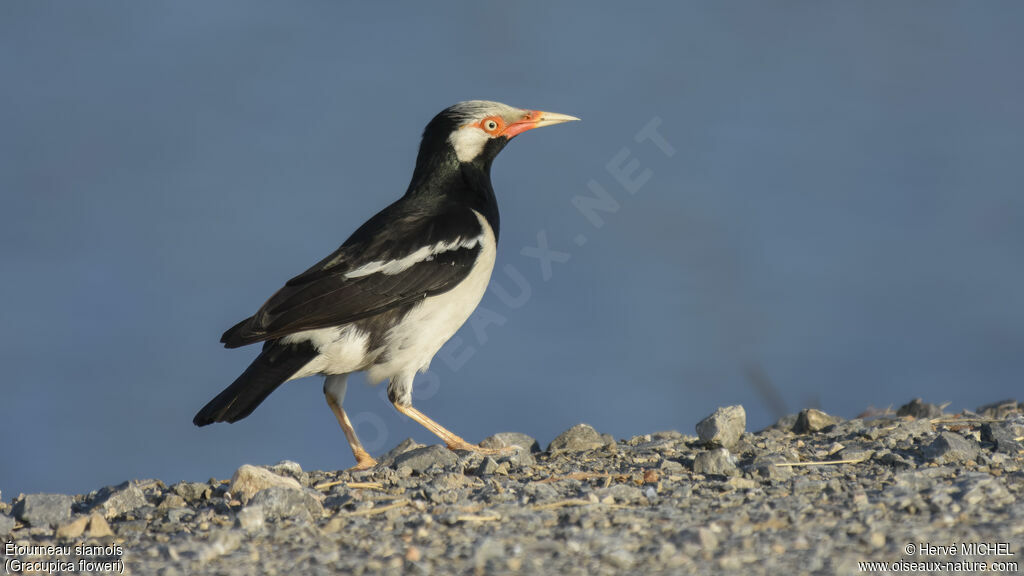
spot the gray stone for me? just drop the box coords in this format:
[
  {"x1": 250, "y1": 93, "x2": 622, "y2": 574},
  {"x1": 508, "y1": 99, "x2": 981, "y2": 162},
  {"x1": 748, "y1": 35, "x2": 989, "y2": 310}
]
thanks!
[
  {"x1": 268, "y1": 460, "x2": 305, "y2": 482},
  {"x1": 392, "y1": 444, "x2": 458, "y2": 472},
  {"x1": 603, "y1": 548, "x2": 635, "y2": 569},
  {"x1": 196, "y1": 530, "x2": 242, "y2": 565},
  {"x1": 692, "y1": 448, "x2": 739, "y2": 476},
  {"x1": 0, "y1": 513, "x2": 15, "y2": 536},
  {"x1": 680, "y1": 526, "x2": 719, "y2": 552},
  {"x1": 955, "y1": 473, "x2": 1014, "y2": 507},
  {"x1": 13, "y1": 493, "x2": 73, "y2": 527},
  {"x1": 793, "y1": 408, "x2": 840, "y2": 433},
  {"x1": 547, "y1": 423, "x2": 606, "y2": 452},
  {"x1": 89, "y1": 482, "x2": 149, "y2": 519},
  {"x1": 696, "y1": 405, "x2": 746, "y2": 449},
  {"x1": 836, "y1": 444, "x2": 874, "y2": 462},
  {"x1": 114, "y1": 519, "x2": 147, "y2": 537},
  {"x1": 975, "y1": 399, "x2": 1019, "y2": 419},
  {"x1": 236, "y1": 505, "x2": 265, "y2": 532},
  {"x1": 56, "y1": 512, "x2": 112, "y2": 540},
  {"x1": 229, "y1": 465, "x2": 303, "y2": 503},
  {"x1": 890, "y1": 419, "x2": 936, "y2": 442},
  {"x1": 981, "y1": 422, "x2": 1023, "y2": 455},
  {"x1": 377, "y1": 437, "x2": 425, "y2": 467},
  {"x1": 522, "y1": 483, "x2": 559, "y2": 503},
  {"x1": 249, "y1": 487, "x2": 323, "y2": 523},
  {"x1": 922, "y1": 431, "x2": 980, "y2": 464},
  {"x1": 474, "y1": 456, "x2": 499, "y2": 476},
  {"x1": 473, "y1": 537, "x2": 505, "y2": 573},
  {"x1": 171, "y1": 481, "x2": 211, "y2": 502},
  {"x1": 158, "y1": 494, "x2": 187, "y2": 509},
  {"x1": 896, "y1": 398, "x2": 943, "y2": 419},
  {"x1": 748, "y1": 454, "x2": 793, "y2": 481},
  {"x1": 597, "y1": 484, "x2": 644, "y2": 505},
  {"x1": 166, "y1": 508, "x2": 191, "y2": 523},
  {"x1": 480, "y1": 432, "x2": 541, "y2": 453}
]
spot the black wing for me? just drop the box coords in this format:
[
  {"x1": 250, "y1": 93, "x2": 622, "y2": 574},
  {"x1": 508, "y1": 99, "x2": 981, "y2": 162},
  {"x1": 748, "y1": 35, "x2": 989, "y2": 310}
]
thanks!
[{"x1": 222, "y1": 204, "x2": 485, "y2": 348}]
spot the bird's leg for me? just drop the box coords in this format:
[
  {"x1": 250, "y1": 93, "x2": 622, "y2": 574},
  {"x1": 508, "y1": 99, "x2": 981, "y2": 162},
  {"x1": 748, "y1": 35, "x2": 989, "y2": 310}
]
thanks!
[
  {"x1": 324, "y1": 375, "x2": 377, "y2": 470},
  {"x1": 387, "y1": 376, "x2": 507, "y2": 455}
]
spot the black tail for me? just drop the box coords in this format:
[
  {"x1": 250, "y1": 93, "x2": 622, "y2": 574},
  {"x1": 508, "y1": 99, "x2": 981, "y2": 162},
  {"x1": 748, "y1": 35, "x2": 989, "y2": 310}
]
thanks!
[{"x1": 193, "y1": 340, "x2": 319, "y2": 426}]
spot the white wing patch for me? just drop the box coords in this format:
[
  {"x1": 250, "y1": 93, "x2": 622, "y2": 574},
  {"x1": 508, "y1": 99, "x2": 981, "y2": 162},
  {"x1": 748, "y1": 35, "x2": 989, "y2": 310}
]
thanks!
[{"x1": 344, "y1": 236, "x2": 482, "y2": 279}]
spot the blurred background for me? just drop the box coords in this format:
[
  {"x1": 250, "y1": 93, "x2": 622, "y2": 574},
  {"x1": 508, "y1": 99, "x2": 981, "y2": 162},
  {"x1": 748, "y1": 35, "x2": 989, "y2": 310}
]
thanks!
[{"x1": 2, "y1": 2, "x2": 1022, "y2": 498}]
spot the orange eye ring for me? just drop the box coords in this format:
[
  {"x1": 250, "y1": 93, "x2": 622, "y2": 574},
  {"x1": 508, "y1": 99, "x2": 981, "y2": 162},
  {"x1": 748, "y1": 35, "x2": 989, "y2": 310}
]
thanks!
[{"x1": 480, "y1": 116, "x2": 504, "y2": 134}]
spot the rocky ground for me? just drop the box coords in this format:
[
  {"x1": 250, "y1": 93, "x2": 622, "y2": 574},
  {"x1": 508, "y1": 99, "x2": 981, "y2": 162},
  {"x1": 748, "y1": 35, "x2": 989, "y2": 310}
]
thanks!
[{"x1": 3, "y1": 399, "x2": 1023, "y2": 575}]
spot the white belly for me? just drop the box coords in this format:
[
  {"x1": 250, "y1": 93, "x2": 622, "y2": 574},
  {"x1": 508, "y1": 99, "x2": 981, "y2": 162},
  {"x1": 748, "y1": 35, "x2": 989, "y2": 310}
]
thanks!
[
  {"x1": 285, "y1": 210, "x2": 497, "y2": 384},
  {"x1": 366, "y1": 212, "x2": 496, "y2": 383}
]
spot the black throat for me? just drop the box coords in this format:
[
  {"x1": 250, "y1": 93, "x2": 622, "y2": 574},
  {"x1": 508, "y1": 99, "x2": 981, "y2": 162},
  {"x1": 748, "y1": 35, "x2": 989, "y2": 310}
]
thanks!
[{"x1": 403, "y1": 114, "x2": 508, "y2": 240}]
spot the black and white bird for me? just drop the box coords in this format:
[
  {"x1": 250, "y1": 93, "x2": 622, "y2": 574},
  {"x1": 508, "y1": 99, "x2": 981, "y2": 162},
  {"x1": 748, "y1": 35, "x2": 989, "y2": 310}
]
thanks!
[{"x1": 194, "y1": 100, "x2": 578, "y2": 469}]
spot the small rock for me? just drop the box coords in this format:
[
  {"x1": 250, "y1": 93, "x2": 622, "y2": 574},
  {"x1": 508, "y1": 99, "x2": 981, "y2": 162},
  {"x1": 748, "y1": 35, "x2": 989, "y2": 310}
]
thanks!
[
  {"x1": 547, "y1": 423, "x2": 606, "y2": 452},
  {"x1": 922, "y1": 431, "x2": 980, "y2": 464},
  {"x1": 229, "y1": 465, "x2": 303, "y2": 503},
  {"x1": 681, "y1": 526, "x2": 719, "y2": 551},
  {"x1": 89, "y1": 482, "x2": 148, "y2": 519},
  {"x1": 166, "y1": 508, "x2": 191, "y2": 523},
  {"x1": 13, "y1": 493, "x2": 73, "y2": 527},
  {"x1": 249, "y1": 487, "x2": 323, "y2": 522},
  {"x1": 474, "y1": 456, "x2": 499, "y2": 476},
  {"x1": 236, "y1": 505, "x2": 265, "y2": 532},
  {"x1": 86, "y1": 513, "x2": 113, "y2": 538},
  {"x1": 64, "y1": 513, "x2": 114, "y2": 539},
  {"x1": 793, "y1": 408, "x2": 839, "y2": 433},
  {"x1": 377, "y1": 438, "x2": 425, "y2": 467},
  {"x1": 726, "y1": 477, "x2": 757, "y2": 490},
  {"x1": 171, "y1": 481, "x2": 211, "y2": 502},
  {"x1": 791, "y1": 478, "x2": 827, "y2": 495},
  {"x1": 692, "y1": 448, "x2": 739, "y2": 476},
  {"x1": 955, "y1": 473, "x2": 1013, "y2": 507},
  {"x1": 158, "y1": 494, "x2": 187, "y2": 509},
  {"x1": 0, "y1": 514, "x2": 14, "y2": 536},
  {"x1": 473, "y1": 537, "x2": 505, "y2": 573},
  {"x1": 115, "y1": 519, "x2": 147, "y2": 537},
  {"x1": 268, "y1": 460, "x2": 305, "y2": 482},
  {"x1": 836, "y1": 444, "x2": 874, "y2": 462},
  {"x1": 696, "y1": 405, "x2": 746, "y2": 449},
  {"x1": 56, "y1": 515, "x2": 90, "y2": 539},
  {"x1": 603, "y1": 548, "x2": 635, "y2": 569},
  {"x1": 480, "y1": 432, "x2": 541, "y2": 453},
  {"x1": 981, "y1": 422, "x2": 1024, "y2": 455},
  {"x1": 522, "y1": 483, "x2": 559, "y2": 503},
  {"x1": 748, "y1": 455, "x2": 793, "y2": 481},
  {"x1": 976, "y1": 399, "x2": 1019, "y2": 419},
  {"x1": 596, "y1": 484, "x2": 644, "y2": 505},
  {"x1": 392, "y1": 444, "x2": 458, "y2": 472},
  {"x1": 897, "y1": 398, "x2": 943, "y2": 419},
  {"x1": 196, "y1": 530, "x2": 242, "y2": 565}
]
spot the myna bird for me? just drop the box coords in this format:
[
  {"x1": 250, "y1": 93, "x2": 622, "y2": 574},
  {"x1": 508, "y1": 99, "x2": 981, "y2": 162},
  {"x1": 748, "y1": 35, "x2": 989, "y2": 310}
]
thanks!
[{"x1": 194, "y1": 101, "x2": 579, "y2": 469}]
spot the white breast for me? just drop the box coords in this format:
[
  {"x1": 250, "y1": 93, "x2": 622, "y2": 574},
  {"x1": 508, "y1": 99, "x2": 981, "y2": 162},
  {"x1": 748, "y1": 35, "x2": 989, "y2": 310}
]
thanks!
[{"x1": 365, "y1": 210, "x2": 497, "y2": 384}]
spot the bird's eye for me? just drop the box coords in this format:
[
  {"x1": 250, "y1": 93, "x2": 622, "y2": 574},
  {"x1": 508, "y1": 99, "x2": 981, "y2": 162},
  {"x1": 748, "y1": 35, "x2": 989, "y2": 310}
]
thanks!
[{"x1": 480, "y1": 116, "x2": 503, "y2": 134}]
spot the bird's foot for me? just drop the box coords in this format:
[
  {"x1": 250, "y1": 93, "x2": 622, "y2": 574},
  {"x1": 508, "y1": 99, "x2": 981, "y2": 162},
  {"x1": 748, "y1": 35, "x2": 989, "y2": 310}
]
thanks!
[{"x1": 348, "y1": 448, "x2": 378, "y2": 470}]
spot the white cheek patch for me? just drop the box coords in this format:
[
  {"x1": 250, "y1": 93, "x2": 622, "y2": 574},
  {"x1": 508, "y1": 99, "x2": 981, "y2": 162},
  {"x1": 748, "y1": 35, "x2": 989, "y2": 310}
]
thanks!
[{"x1": 448, "y1": 126, "x2": 491, "y2": 163}]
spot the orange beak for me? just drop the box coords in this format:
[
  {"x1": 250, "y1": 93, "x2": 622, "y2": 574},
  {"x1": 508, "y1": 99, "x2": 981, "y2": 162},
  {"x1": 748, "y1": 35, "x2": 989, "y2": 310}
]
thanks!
[{"x1": 504, "y1": 110, "x2": 581, "y2": 138}]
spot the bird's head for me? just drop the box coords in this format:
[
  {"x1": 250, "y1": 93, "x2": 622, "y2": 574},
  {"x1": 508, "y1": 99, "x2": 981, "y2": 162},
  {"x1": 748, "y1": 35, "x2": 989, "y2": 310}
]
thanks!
[{"x1": 421, "y1": 100, "x2": 580, "y2": 167}]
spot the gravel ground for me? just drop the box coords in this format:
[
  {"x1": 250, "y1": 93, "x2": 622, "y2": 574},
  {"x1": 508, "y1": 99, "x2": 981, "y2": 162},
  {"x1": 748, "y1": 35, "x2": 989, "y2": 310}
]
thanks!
[{"x1": 3, "y1": 399, "x2": 1023, "y2": 575}]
